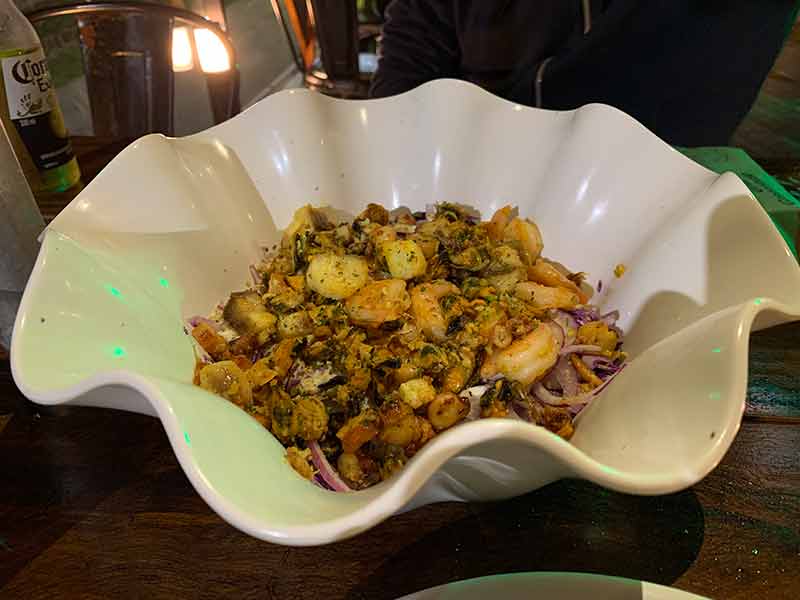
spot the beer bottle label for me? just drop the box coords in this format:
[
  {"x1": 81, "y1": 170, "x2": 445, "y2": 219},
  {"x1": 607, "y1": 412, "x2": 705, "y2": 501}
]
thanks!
[{"x1": 1, "y1": 47, "x2": 74, "y2": 171}]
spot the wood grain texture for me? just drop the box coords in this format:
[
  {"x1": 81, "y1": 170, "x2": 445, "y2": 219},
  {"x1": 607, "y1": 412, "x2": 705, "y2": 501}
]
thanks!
[
  {"x1": 4, "y1": 138, "x2": 797, "y2": 599},
  {"x1": 748, "y1": 323, "x2": 800, "y2": 419},
  {"x1": 1, "y1": 359, "x2": 798, "y2": 600}
]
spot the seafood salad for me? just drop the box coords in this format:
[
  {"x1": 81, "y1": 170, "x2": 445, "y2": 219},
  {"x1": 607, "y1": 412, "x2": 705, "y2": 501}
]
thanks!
[{"x1": 189, "y1": 203, "x2": 626, "y2": 491}]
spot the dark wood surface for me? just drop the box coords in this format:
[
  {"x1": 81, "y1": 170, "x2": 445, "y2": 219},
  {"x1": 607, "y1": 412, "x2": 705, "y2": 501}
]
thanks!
[{"x1": 1, "y1": 138, "x2": 798, "y2": 599}]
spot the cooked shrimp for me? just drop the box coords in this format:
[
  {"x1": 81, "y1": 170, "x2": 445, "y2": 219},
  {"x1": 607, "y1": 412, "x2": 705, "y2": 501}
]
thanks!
[
  {"x1": 514, "y1": 281, "x2": 580, "y2": 310},
  {"x1": 486, "y1": 205, "x2": 518, "y2": 241},
  {"x1": 345, "y1": 279, "x2": 411, "y2": 326},
  {"x1": 527, "y1": 259, "x2": 588, "y2": 303},
  {"x1": 292, "y1": 396, "x2": 329, "y2": 441},
  {"x1": 480, "y1": 322, "x2": 560, "y2": 385},
  {"x1": 502, "y1": 217, "x2": 543, "y2": 264},
  {"x1": 410, "y1": 280, "x2": 460, "y2": 342}
]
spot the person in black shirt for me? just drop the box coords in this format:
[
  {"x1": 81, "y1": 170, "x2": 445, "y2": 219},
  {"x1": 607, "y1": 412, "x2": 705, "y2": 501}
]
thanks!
[{"x1": 370, "y1": 0, "x2": 799, "y2": 146}]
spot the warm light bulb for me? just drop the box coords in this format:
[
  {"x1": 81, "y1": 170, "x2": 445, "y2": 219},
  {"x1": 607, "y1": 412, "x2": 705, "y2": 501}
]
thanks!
[
  {"x1": 194, "y1": 28, "x2": 231, "y2": 73},
  {"x1": 171, "y1": 26, "x2": 194, "y2": 72}
]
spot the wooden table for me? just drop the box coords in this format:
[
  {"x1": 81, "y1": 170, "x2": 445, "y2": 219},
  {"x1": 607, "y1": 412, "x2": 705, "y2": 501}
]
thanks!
[{"x1": 1, "y1": 138, "x2": 798, "y2": 599}]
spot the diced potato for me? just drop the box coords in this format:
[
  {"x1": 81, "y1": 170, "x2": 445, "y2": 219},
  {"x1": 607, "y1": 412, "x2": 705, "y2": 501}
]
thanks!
[
  {"x1": 223, "y1": 291, "x2": 277, "y2": 342},
  {"x1": 382, "y1": 240, "x2": 428, "y2": 280},
  {"x1": 306, "y1": 253, "x2": 369, "y2": 299},
  {"x1": 281, "y1": 205, "x2": 332, "y2": 246},
  {"x1": 485, "y1": 245, "x2": 524, "y2": 274},
  {"x1": 380, "y1": 415, "x2": 421, "y2": 447},
  {"x1": 277, "y1": 310, "x2": 313, "y2": 339},
  {"x1": 292, "y1": 396, "x2": 329, "y2": 441},
  {"x1": 198, "y1": 360, "x2": 252, "y2": 407},
  {"x1": 286, "y1": 446, "x2": 315, "y2": 479},
  {"x1": 398, "y1": 378, "x2": 436, "y2": 409},
  {"x1": 409, "y1": 234, "x2": 439, "y2": 259},
  {"x1": 427, "y1": 392, "x2": 469, "y2": 431}
]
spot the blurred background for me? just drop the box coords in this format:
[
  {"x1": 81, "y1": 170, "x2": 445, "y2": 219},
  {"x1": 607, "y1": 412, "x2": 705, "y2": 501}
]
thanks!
[
  {"x1": 14, "y1": 0, "x2": 391, "y2": 136},
  {"x1": 11, "y1": 0, "x2": 800, "y2": 161}
]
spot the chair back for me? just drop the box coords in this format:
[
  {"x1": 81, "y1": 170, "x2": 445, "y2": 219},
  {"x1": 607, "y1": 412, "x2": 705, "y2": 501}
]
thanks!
[{"x1": 272, "y1": 0, "x2": 381, "y2": 98}]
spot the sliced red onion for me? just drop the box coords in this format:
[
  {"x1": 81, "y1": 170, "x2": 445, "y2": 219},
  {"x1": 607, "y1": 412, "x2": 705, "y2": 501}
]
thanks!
[
  {"x1": 193, "y1": 346, "x2": 213, "y2": 364},
  {"x1": 547, "y1": 321, "x2": 565, "y2": 348},
  {"x1": 531, "y1": 383, "x2": 589, "y2": 416},
  {"x1": 568, "y1": 307, "x2": 599, "y2": 326},
  {"x1": 581, "y1": 355, "x2": 614, "y2": 370},
  {"x1": 531, "y1": 382, "x2": 563, "y2": 404},
  {"x1": 187, "y1": 315, "x2": 220, "y2": 330},
  {"x1": 552, "y1": 310, "x2": 578, "y2": 346},
  {"x1": 600, "y1": 310, "x2": 620, "y2": 326},
  {"x1": 460, "y1": 385, "x2": 489, "y2": 420},
  {"x1": 308, "y1": 441, "x2": 350, "y2": 492},
  {"x1": 249, "y1": 265, "x2": 262, "y2": 287},
  {"x1": 560, "y1": 344, "x2": 603, "y2": 355},
  {"x1": 509, "y1": 402, "x2": 528, "y2": 421},
  {"x1": 553, "y1": 355, "x2": 579, "y2": 397},
  {"x1": 313, "y1": 473, "x2": 335, "y2": 491},
  {"x1": 589, "y1": 362, "x2": 628, "y2": 397},
  {"x1": 541, "y1": 366, "x2": 561, "y2": 390},
  {"x1": 286, "y1": 361, "x2": 342, "y2": 395},
  {"x1": 389, "y1": 206, "x2": 415, "y2": 223}
]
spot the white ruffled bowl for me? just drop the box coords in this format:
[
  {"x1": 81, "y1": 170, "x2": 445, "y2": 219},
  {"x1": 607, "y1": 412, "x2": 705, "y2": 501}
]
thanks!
[{"x1": 11, "y1": 80, "x2": 800, "y2": 545}]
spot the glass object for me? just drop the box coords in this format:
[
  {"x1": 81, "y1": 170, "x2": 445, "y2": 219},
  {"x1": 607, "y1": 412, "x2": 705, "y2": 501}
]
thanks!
[
  {"x1": 0, "y1": 0, "x2": 80, "y2": 194},
  {"x1": 0, "y1": 116, "x2": 44, "y2": 350}
]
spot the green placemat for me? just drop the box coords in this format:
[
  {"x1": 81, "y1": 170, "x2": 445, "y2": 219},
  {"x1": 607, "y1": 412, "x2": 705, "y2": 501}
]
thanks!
[{"x1": 678, "y1": 147, "x2": 800, "y2": 259}]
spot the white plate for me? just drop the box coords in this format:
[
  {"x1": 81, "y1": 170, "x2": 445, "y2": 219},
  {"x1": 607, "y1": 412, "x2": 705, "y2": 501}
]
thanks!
[
  {"x1": 397, "y1": 572, "x2": 709, "y2": 600},
  {"x1": 11, "y1": 79, "x2": 800, "y2": 545}
]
